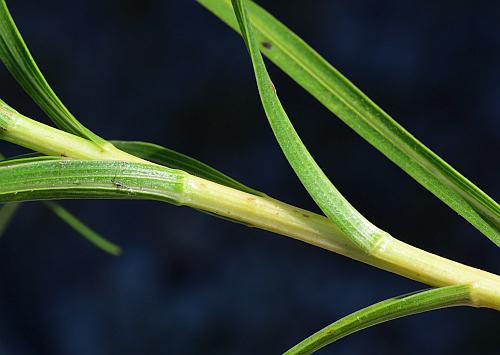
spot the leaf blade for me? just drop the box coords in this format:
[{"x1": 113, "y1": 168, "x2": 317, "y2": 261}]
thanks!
[
  {"x1": 231, "y1": 0, "x2": 385, "y2": 252},
  {"x1": 0, "y1": 157, "x2": 186, "y2": 204},
  {"x1": 44, "y1": 201, "x2": 121, "y2": 256},
  {"x1": 0, "y1": 0, "x2": 107, "y2": 146},
  {"x1": 285, "y1": 285, "x2": 471, "y2": 354},
  {"x1": 198, "y1": 0, "x2": 500, "y2": 246},
  {"x1": 112, "y1": 140, "x2": 265, "y2": 197},
  {"x1": 1, "y1": 151, "x2": 121, "y2": 254}
]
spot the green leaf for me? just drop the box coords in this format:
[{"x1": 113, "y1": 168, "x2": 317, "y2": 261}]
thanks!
[
  {"x1": 0, "y1": 157, "x2": 186, "y2": 204},
  {"x1": 0, "y1": 156, "x2": 277, "y2": 234},
  {"x1": 112, "y1": 140, "x2": 265, "y2": 197},
  {"x1": 230, "y1": 0, "x2": 385, "y2": 252},
  {"x1": 0, "y1": 0, "x2": 107, "y2": 146},
  {"x1": 285, "y1": 285, "x2": 471, "y2": 354},
  {"x1": 198, "y1": 0, "x2": 500, "y2": 246},
  {"x1": 0, "y1": 201, "x2": 20, "y2": 237},
  {"x1": 0, "y1": 130, "x2": 263, "y2": 200},
  {"x1": 43, "y1": 201, "x2": 121, "y2": 256},
  {"x1": 0, "y1": 150, "x2": 120, "y2": 254},
  {"x1": 0, "y1": 140, "x2": 264, "y2": 197}
]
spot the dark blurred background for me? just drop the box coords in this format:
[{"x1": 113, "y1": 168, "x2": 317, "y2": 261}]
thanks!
[{"x1": 0, "y1": 0, "x2": 499, "y2": 354}]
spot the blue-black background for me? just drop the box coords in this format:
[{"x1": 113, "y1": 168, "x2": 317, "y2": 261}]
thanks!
[{"x1": 0, "y1": 1, "x2": 499, "y2": 354}]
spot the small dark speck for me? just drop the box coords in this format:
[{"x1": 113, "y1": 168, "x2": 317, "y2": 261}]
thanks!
[
  {"x1": 261, "y1": 41, "x2": 272, "y2": 49},
  {"x1": 111, "y1": 178, "x2": 124, "y2": 189}
]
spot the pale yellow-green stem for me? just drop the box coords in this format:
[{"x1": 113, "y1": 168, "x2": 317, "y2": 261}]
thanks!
[
  {"x1": 183, "y1": 176, "x2": 500, "y2": 310},
  {"x1": 0, "y1": 105, "x2": 145, "y2": 163},
  {"x1": 1, "y1": 104, "x2": 499, "y2": 310}
]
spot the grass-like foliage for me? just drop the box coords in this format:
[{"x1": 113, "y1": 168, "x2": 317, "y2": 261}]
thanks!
[
  {"x1": 198, "y1": 0, "x2": 500, "y2": 247},
  {"x1": 0, "y1": 0, "x2": 498, "y2": 353},
  {"x1": 284, "y1": 285, "x2": 471, "y2": 354},
  {"x1": 0, "y1": 0, "x2": 106, "y2": 145}
]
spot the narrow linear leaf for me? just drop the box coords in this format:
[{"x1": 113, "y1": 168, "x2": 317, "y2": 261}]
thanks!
[
  {"x1": 112, "y1": 140, "x2": 265, "y2": 197},
  {"x1": 0, "y1": 201, "x2": 20, "y2": 237},
  {"x1": 0, "y1": 0, "x2": 107, "y2": 146},
  {"x1": 0, "y1": 157, "x2": 256, "y2": 231},
  {"x1": 0, "y1": 139, "x2": 263, "y2": 197},
  {"x1": 231, "y1": 0, "x2": 385, "y2": 252},
  {"x1": 44, "y1": 201, "x2": 121, "y2": 256},
  {"x1": 0, "y1": 158, "x2": 187, "y2": 205},
  {"x1": 1, "y1": 150, "x2": 119, "y2": 254},
  {"x1": 285, "y1": 285, "x2": 471, "y2": 355},
  {"x1": 198, "y1": 0, "x2": 500, "y2": 246}
]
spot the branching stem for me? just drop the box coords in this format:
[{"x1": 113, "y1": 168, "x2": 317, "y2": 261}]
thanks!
[{"x1": 1, "y1": 102, "x2": 499, "y2": 310}]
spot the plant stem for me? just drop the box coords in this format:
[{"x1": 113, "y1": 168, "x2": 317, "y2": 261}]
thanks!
[
  {"x1": 1, "y1": 103, "x2": 499, "y2": 310},
  {"x1": 183, "y1": 175, "x2": 362, "y2": 258},
  {"x1": 184, "y1": 175, "x2": 500, "y2": 310},
  {"x1": 197, "y1": 0, "x2": 500, "y2": 246},
  {"x1": 0, "y1": 103, "x2": 144, "y2": 163}
]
